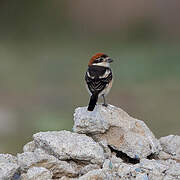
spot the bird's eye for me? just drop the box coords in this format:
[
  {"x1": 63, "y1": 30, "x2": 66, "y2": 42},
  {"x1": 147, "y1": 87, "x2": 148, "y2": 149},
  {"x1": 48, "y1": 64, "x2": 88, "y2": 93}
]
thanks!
[
  {"x1": 93, "y1": 57, "x2": 104, "y2": 64},
  {"x1": 93, "y1": 60, "x2": 99, "y2": 63}
]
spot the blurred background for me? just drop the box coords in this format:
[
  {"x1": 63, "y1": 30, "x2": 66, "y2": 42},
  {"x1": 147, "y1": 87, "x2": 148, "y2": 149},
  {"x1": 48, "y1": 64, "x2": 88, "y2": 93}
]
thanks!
[{"x1": 0, "y1": 0, "x2": 180, "y2": 154}]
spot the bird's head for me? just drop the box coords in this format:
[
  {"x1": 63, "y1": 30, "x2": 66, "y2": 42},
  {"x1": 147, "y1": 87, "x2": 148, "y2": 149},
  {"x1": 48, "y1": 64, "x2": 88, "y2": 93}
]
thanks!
[{"x1": 88, "y1": 53, "x2": 113, "y2": 67}]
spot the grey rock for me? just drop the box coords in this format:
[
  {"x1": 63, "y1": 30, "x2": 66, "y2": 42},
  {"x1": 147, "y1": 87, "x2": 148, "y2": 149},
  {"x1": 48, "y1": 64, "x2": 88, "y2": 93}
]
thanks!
[
  {"x1": 25, "y1": 167, "x2": 52, "y2": 180},
  {"x1": 23, "y1": 141, "x2": 36, "y2": 152},
  {"x1": 79, "y1": 164, "x2": 100, "y2": 175},
  {"x1": 117, "y1": 162, "x2": 139, "y2": 178},
  {"x1": 73, "y1": 104, "x2": 161, "y2": 159},
  {"x1": 103, "y1": 155, "x2": 123, "y2": 172},
  {"x1": 117, "y1": 162, "x2": 133, "y2": 177},
  {"x1": 33, "y1": 130, "x2": 105, "y2": 165},
  {"x1": 17, "y1": 151, "x2": 39, "y2": 171},
  {"x1": 21, "y1": 174, "x2": 27, "y2": 180},
  {"x1": 148, "y1": 173, "x2": 164, "y2": 180},
  {"x1": 158, "y1": 151, "x2": 172, "y2": 160},
  {"x1": 139, "y1": 159, "x2": 180, "y2": 179},
  {"x1": 166, "y1": 163, "x2": 180, "y2": 176},
  {"x1": 0, "y1": 162, "x2": 20, "y2": 180},
  {"x1": 2, "y1": 104, "x2": 180, "y2": 180},
  {"x1": 110, "y1": 154, "x2": 123, "y2": 164},
  {"x1": 17, "y1": 148, "x2": 78, "y2": 178},
  {"x1": 140, "y1": 159, "x2": 168, "y2": 173},
  {"x1": 78, "y1": 169, "x2": 115, "y2": 180},
  {"x1": 73, "y1": 106, "x2": 109, "y2": 134},
  {"x1": 48, "y1": 160, "x2": 78, "y2": 178},
  {"x1": 159, "y1": 159, "x2": 177, "y2": 166},
  {"x1": 59, "y1": 177, "x2": 77, "y2": 180},
  {"x1": 163, "y1": 175, "x2": 177, "y2": 180},
  {"x1": 103, "y1": 157, "x2": 140, "y2": 179},
  {"x1": 98, "y1": 140, "x2": 111, "y2": 159},
  {"x1": 159, "y1": 135, "x2": 180, "y2": 158},
  {"x1": 102, "y1": 159, "x2": 111, "y2": 170},
  {"x1": 135, "y1": 173, "x2": 149, "y2": 180},
  {"x1": 0, "y1": 154, "x2": 17, "y2": 164}
]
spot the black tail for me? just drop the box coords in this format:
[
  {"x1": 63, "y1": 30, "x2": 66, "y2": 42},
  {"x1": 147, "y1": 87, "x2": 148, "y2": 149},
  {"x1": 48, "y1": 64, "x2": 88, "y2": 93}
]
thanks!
[{"x1": 88, "y1": 94, "x2": 98, "y2": 111}]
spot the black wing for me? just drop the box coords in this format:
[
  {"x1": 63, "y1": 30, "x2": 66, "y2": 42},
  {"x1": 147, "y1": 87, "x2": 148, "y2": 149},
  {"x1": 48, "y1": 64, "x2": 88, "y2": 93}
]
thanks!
[{"x1": 85, "y1": 66, "x2": 112, "y2": 95}]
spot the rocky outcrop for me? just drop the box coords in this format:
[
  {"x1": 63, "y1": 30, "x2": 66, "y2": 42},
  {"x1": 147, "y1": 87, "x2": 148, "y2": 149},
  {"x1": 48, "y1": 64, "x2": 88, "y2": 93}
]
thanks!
[
  {"x1": 33, "y1": 131, "x2": 105, "y2": 165},
  {"x1": 73, "y1": 105, "x2": 161, "y2": 159},
  {"x1": 0, "y1": 162, "x2": 20, "y2": 180},
  {"x1": 21, "y1": 167, "x2": 53, "y2": 180},
  {"x1": 0, "y1": 104, "x2": 180, "y2": 180},
  {"x1": 159, "y1": 135, "x2": 180, "y2": 159}
]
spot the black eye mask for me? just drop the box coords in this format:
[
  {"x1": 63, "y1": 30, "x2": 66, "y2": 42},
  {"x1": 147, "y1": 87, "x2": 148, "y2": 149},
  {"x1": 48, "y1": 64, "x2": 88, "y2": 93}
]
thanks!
[{"x1": 93, "y1": 58, "x2": 104, "y2": 64}]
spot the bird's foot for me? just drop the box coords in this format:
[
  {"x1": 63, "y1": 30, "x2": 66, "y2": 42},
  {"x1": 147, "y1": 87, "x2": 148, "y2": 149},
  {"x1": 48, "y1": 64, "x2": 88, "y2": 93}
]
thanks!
[{"x1": 102, "y1": 103, "x2": 108, "y2": 107}]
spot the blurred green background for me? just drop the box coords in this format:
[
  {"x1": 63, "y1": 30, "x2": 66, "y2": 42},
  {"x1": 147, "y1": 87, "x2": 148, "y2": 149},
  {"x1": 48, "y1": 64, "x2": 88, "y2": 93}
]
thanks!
[{"x1": 0, "y1": 0, "x2": 180, "y2": 154}]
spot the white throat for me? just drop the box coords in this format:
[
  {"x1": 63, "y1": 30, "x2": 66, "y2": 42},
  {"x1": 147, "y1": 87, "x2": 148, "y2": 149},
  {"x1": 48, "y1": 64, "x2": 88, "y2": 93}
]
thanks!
[{"x1": 92, "y1": 62, "x2": 110, "y2": 67}]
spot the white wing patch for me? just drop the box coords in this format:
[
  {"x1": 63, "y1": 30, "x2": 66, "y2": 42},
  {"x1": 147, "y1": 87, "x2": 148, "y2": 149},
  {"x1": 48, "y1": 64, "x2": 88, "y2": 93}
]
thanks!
[{"x1": 87, "y1": 71, "x2": 95, "y2": 79}]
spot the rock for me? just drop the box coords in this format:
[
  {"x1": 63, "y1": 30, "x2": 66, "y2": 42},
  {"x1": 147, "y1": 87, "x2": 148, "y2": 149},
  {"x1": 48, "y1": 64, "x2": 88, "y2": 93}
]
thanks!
[
  {"x1": 159, "y1": 135, "x2": 180, "y2": 158},
  {"x1": 140, "y1": 159, "x2": 168, "y2": 173},
  {"x1": 103, "y1": 155, "x2": 123, "y2": 172},
  {"x1": 0, "y1": 162, "x2": 20, "y2": 180},
  {"x1": 158, "y1": 159, "x2": 178, "y2": 170},
  {"x1": 17, "y1": 151, "x2": 39, "y2": 171},
  {"x1": 17, "y1": 148, "x2": 79, "y2": 178},
  {"x1": 102, "y1": 159, "x2": 111, "y2": 170},
  {"x1": 73, "y1": 104, "x2": 161, "y2": 159},
  {"x1": 98, "y1": 140, "x2": 111, "y2": 159},
  {"x1": 78, "y1": 169, "x2": 115, "y2": 180},
  {"x1": 117, "y1": 163, "x2": 134, "y2": 177},
  {"x1": 103, "y1": 156, "x2": 141, "y2": 179},
  {"x1": 23, "y1": 141, "x2": 36, "y2": 152},
  {"x1": 79, "y1": 164, "x2": 100, "y2": 175},
  {"x1": 163, "y1": 175, "x2": 176, "y2": 180},
  {"x1": 33, "y1": 130, "x2": 105, "y2": 165},
  {"x1": 59, "y1": 177, "x2": 76, "y2": 180},
  {"x1": 166, "y1": 163, "x2": 180, "y2": 176},
  {"x1": 73, "y1": 106, "x2": 109, "y2": 134},
  {"x1": 23, "y1": 167, "x2": 52, "y2": 180},
  {"x1": 117, "y1": 162, "x2": 141, "y2": 178},
  {"x1": 1, "y1": 104, "x2": 180, "y2": 180},
  {"x1": 135, "y1": 173, "x2": 149, "y2": 180},
  {"x1": 0, "y1": 154, "x2": 17, "y2": 164},
  {"x1": 158, "y1": 151, "x2": 172, "y2": 160},
  {"x1": 139, "y1": 159, "x2": 180, "y2": 179},
  {"x1": 47, "y1": 160, "x2": 78, "y2": 178},
  {"x1": 108, "y1": 155, "x2": 123, "y2": 169},
  {"x1": 148, "y1": 173, "x2": 164, "y2": 180}
]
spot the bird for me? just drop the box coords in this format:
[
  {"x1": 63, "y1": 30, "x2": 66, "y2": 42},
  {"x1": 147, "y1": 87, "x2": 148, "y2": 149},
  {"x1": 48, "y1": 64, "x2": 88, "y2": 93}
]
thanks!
[{"x1": 85, "y1": 53, "x2": 113, "y2": 111}]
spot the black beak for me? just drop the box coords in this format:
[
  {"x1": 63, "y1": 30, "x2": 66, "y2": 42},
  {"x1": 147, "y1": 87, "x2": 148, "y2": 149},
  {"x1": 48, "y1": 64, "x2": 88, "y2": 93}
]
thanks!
[{"x1": 107, "y1": 58, "x2": 113, "y2": 63}]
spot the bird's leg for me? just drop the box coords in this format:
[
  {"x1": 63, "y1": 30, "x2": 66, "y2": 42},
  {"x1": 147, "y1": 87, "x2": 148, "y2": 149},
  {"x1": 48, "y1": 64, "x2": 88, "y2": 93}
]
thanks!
[{"x1": 102, "y1": 94, "x2": 108, "y2": 107}]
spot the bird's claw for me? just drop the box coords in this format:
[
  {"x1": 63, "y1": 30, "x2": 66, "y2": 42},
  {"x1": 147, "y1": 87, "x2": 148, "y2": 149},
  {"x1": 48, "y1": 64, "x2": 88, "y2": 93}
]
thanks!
[{"x1": 102, "y1": 103, "x2": 108, "y2": 107}]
